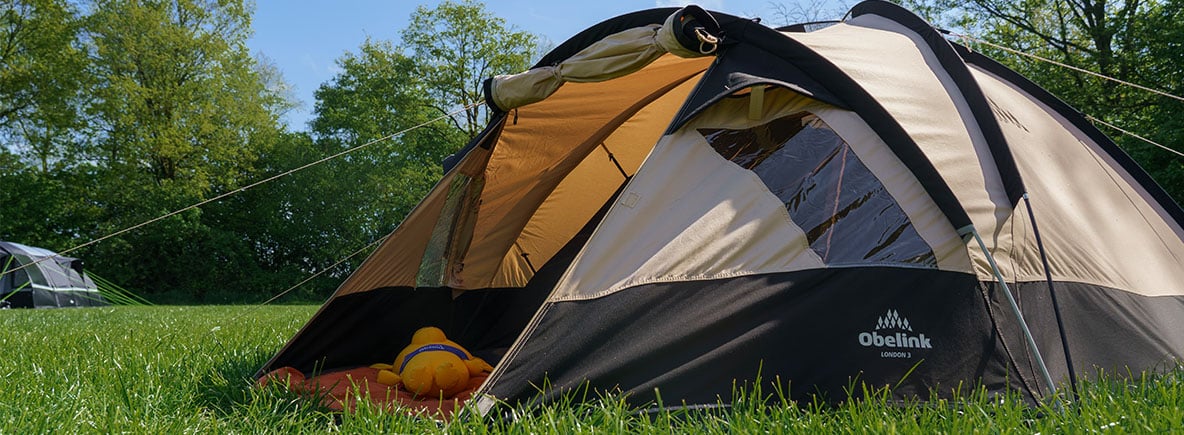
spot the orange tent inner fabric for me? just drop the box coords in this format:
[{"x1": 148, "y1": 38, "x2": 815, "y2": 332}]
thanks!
[
  {"x1": 335, "y1": 55, "x2": 712, "y2": 296},
  {"x1": 258, "y1": 366, "x2": 488, "y2": 421}
]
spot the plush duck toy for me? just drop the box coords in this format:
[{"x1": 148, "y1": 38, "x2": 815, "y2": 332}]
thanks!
[{"x1": 371, "y1": 326, "x2": 493, "y2": 398}]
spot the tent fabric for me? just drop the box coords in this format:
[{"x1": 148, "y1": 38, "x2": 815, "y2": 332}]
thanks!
[
  {"x1": 781, "y1": 11, "x2": 1184, "y2": 294},
  {"x1": 487, "y1": 12, "x2": 713, "y2": 113},
  {"x1": 548, "y1": 86, "x2": 970, "y2": 302},
  {"x1": 969, "y1": 65, "x2": 1184, "y2": 295},
  {"x1": 332, "y1": 54, "x2": 713, "y2": 296},
  {"x1": 260, "y1": 0, "x2": 1184, "y2": 414},
  {"x1": 478, "y1": 269, "x2": 1026, "y2": 409},
  {"x1": 788, "y1": 15, "x2": 1012, "y2": 261},
  {"x1": 0, "y1": 241, "x2": 107, "y2": 308},
  {"x1": 847, "y1": 2, "x2": 1027, "y2": 206},
  {"x1": 488, "y1": 24, "x2": 669, "y2": 112},
  {"x1": 685, "y1": 15, "x2": 977, "y2": 234}
]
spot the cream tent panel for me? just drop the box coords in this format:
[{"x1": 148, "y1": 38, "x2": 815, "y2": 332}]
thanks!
[
  {"x1": 550, "y1": 88, "x2": 969, "y2": 302},
  {"x1": 549, "y1": 129, "x2": 825, "y2": 302},
  {"x1": 971, "y1": 66, "x2": 1184, "y2": 297},
  {"x1": 787, "y1": 16, "x2": 1014, "y2": 279},
  {"x1": 694, "y1": 87, "x2": 969, "y2": 272}
]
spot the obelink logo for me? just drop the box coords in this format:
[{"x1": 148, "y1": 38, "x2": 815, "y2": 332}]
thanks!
[{"x1": 858, "y1": 309, "x2": 931, "y2": 359}]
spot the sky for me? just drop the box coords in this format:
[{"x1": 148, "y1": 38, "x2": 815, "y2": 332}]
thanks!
[{"x1": 245, "y1": 0, "x2": 849, "y2": 130}]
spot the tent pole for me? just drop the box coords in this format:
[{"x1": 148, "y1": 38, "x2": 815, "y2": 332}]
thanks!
[
  {"x1": 1023, "y1": 193, "x2": 1080, "y2": 401},
  {"x1": 599, "y1": 143, "x2": 629, "y2": 179},
  {"x1": 962, "y1": 226, "x2": 1059, "y2": 400}
]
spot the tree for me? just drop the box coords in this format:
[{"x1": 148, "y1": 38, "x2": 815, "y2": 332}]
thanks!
[
  {"x1": 1119, "y1": 0, "x2": 1184, "y2": 200},
  {"x1": 297, "y1": 39, "x2": 466, "y2": 278},
  {"x1": 83, "y1": 0, "x2": 282, "y2": 198},
  {"x1": 0, "y1": 0, "x2": 87, "y2": 172},
  {"x1": 72, "y1": 0, "x2": 290, "y2": 300},
  {"x1": 400, "y1": 0, "x2": 540, "y2": 138},
  {"x1": 253, "y1": 52, "x2": 302, "y2": 128}
]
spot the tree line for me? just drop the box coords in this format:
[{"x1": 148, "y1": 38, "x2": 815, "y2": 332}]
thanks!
[
  {"x1": 0, "y1": 0, "x2": 537, "y2": 302},
  {"x1": 1, "y1": 0, "x2": 1180, "y2": 303}
]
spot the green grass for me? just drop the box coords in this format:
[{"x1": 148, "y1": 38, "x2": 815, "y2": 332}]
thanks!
[{"x1": 1, "y1": 305, "x2": 1181, "y2": 433}]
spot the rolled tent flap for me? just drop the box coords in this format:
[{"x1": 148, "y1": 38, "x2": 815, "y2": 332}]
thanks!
[{"x1": 485, "y1": 7, "x2": 720, "y2": 112}]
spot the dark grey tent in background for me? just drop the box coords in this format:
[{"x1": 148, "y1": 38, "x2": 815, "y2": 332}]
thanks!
[
  {"x1": 260, "y1": 0, "x2": 1184, "y2": 412},
  {"x1": 1, "y1": 241, "x2": 107, "y2": 308}
]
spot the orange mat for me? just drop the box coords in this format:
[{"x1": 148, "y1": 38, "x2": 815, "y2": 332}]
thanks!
[{"x1": 258, "y1": 366, "x2": 488, "y2": 421}]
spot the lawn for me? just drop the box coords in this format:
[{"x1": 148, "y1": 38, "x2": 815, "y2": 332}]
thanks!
[{"x1": 1, "y1": 305, "x2": 1181, "y2": 433}]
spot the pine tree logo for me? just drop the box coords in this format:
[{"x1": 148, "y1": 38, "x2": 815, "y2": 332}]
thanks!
[
  {"x1": 858, "y1": 308, "x2": 932, "y2": 353},
  {"x1": 875, "y1": 309, "x2": 912, "y2": 331}
]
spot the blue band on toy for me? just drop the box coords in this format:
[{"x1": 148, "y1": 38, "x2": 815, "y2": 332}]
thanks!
[{"x1": 398, "y1": 343, "x2": 470, "y2": 373}]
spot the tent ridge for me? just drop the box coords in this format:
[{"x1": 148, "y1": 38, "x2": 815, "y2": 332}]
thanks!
[{"x1": 850, "y1": 0, "x2": 1027, "y2": 207}]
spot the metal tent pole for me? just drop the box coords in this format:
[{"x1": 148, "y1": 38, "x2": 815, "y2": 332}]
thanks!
[
  {"x1": 1023, "y1": 194, "x2": 1080, "y2": 401},
  {"x1": 961, "y1": 226, "x2": 1059, "y2": 398}
]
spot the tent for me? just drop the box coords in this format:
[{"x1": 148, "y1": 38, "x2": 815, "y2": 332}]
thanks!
[
  {"x1": 1, "y1": 241, "x2": 107, "y2": 308},
  {"x1": 260, "y1": 0, "x2": 1184, "y2": 411}
]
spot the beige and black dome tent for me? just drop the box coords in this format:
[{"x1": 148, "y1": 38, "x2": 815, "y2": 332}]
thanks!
[{"x1": 260, "y1": 0, "x2": 1184, "y2": 410}]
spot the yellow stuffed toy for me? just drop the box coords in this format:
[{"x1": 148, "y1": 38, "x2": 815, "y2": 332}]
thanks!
[{"x1": 371, "y1": 326, "x2": 493, "y2": 398}]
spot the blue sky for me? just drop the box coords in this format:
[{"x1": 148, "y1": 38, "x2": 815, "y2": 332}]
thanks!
[{"x1": 246, "y1": 1, "x2": 850, "y2": 130}]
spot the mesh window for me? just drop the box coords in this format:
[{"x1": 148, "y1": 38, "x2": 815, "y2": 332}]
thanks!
[
  {"x1": 417, "y1": 173, "x2": 484, "y2": 287},
  {"x1": 699, "y1": 112, "x2": 936, "y2": 267}
]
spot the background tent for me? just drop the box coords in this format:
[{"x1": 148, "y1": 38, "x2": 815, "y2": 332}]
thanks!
[
  {"x1": 259, "y1": 0, "x2": 1184, "y2": 412},
  {"x1": 1, "y1": 241, "x2": 107, "y2": 309}
]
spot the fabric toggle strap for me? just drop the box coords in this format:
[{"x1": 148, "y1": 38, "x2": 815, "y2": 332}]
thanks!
[
  {"x1": 672, "y1": 5, "x2": 721, "y2": 54},
  {"x1": 399, "y1": 343, "x2": 471, "y2": 372}
]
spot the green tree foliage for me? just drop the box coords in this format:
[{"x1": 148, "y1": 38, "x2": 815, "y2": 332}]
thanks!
[
  {"x1": 0, "y1": 0, "x2": 295, "y2": 302},
  {"x1": 0, "y1": 156, "x2": 96, "y2": 250},
  {"x1": 903, "y1": 0, "x2": 1184, "y2": 203},
  {"x1": 84, "y1": 0, "x2": 281, "y2": 195},
  {"x1": 70, "y1": 0, "x2": 291, "y2": 301},
  {"x1": 1, "y1": 0, "x2": 541, "y2": 303},
  {"x1": 0, "y1": 0, "x2": 87, "y2": 172},
  {"x1": 1124, "y1": 1, "x2": 1184, "y2": 200},
  {"x1": 262, "y1": 39, "x2": 468, "y2": 294},
  {"x1": 401, "y1": 0, "x2": 540, "y2": 138}
]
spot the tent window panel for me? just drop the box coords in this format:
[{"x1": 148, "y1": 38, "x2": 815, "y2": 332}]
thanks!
[
  {"x1": 11, "y1": 255, "x2": 45, "y2": 286},
  {"x1": 41, "y1": 259, "x2": 75, "y2": 289},
  {"x1": 417, "y1": 174, "x2": 484, "y2": 287},
  {"x1": 699, "y1": 113, "x2": 937, "y2": 267}
]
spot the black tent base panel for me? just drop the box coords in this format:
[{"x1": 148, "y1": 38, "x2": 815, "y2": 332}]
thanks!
[
  {"x1": 1, "y1": 289, "x2": 109, "y2": 309},
  {"x1": 1003, "y1": 281, "x2": 1184, "y2": 386},
  {"x1": 260, "y1": 268, "x2": 1184, "y2": 408},
  {"x1": 485, "y1": 268, "x2": 1021, "y2": 407},
  {"x1": 484, "y1": 268, "x2": 1184, "y2": 409}
]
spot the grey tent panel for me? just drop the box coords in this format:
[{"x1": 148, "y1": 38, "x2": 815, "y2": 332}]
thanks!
[{"x1": 0, "y1": 241, "x2": 107, "y2": 309}]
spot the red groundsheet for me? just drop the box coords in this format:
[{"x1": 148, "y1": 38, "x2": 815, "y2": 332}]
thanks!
[{"x1": 259, "y1": 366, "x2": 488, "y2": 421}]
